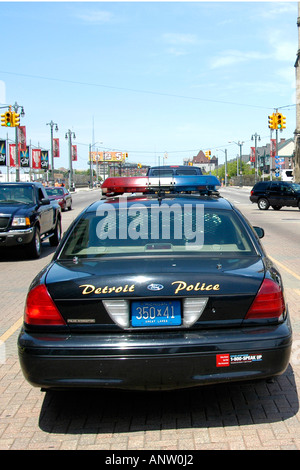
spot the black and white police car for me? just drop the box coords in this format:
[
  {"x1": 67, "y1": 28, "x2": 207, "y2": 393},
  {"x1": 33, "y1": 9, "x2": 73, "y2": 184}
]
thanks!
[{"x1": 18, "y1": 175, "x2": 292, "y2": 390}]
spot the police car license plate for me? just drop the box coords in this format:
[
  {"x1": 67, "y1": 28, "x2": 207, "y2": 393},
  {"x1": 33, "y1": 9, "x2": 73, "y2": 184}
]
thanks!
[{"x1": 131, "y1": 300, "x2": 181, "y2": 327}]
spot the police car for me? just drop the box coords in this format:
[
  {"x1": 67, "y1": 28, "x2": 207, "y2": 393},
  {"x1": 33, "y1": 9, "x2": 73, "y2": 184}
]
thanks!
[{"x1": 18, "y1": 174, "x2": 292, "y2": 390}]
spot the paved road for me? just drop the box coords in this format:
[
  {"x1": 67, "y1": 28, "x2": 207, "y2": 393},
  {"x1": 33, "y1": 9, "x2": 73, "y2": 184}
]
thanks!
[{"x1": 1, "y1": 187, "x2": 300, "y2": 451}]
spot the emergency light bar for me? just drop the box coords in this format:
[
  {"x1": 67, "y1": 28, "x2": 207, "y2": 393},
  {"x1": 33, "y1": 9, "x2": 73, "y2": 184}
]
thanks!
[{"x1": 101, "y1": 175, "x2": 221, "y2": 196}]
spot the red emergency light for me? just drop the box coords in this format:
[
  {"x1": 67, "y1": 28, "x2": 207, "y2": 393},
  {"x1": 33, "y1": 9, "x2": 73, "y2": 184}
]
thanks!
[{"x1": 101, "y1": 177, "x2": 149, "y2": 196}]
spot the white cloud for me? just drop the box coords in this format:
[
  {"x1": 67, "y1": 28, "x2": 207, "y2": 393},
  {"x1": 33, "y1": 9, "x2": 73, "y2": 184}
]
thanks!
[
  {"x1": 75, "y1": 10, "x2": 114, "y2": 24},
  {"x1": 165, "y1": 48, "x2": 188, "y2": 57},
  {"x1": 258, "y1": 2, "x2": 297, "y2": 19},
  {"x1": 162, "y1": 33, "x2": 198, "y2": 45},
  {"x1": 210, "y1": 50, "x2": 269, "y2": 69}
]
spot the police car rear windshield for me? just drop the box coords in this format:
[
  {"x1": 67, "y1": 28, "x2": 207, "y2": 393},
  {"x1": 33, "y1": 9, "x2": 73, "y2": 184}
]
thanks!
[{"x1": 59, "y1": 203, "x2": 256, "y2": 259}]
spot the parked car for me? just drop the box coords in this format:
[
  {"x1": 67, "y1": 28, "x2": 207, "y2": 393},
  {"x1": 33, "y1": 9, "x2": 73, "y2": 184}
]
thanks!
[
  {"x1": 281, "y1": 169, "x2": 293, "y2": 182},
  {"x1": 46, "y1": 186, "x2": 72, "y2": 211},
  {"x1": 250, "y1": 181, "x2": 300, "y2": 210},
  {"x1": 18, "y1": 176, "x2": 292, "y2": 391},
  {"x1": 146, "y1": 165, "x2": 203, "y2": 177},
  {"x1": 0, "y1": 182, "x2": 62, "y2": 258}
]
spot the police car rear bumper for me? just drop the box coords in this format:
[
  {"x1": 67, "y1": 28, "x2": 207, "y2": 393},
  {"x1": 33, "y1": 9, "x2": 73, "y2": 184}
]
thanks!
[{"x1": 18, "y1": 315, "x2": 292, "y2": 391}]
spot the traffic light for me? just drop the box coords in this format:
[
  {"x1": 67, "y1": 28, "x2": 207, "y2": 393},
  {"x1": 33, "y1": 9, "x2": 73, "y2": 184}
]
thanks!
[
  {"x1": 277, "y1": 113, "x2": 283, "y2": 129},
  {"x1": 12, "y1": 112, "x2": 20, "y2": 127},
  {"x1": 205, "y1": 150, "x2": 211, "y2": 159},
  {"x1": 268, "y1": 113, "x2": 276, "y2": 129},
  {"x1": 280, "y1": 114, "x2": 286, "y2": 130},
  {"x1": 1, "y1": 111, "x2": 13, "y2": 127}
]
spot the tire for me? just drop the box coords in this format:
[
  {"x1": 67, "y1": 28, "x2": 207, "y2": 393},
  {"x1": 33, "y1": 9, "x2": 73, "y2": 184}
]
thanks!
[
  {"x1": 50, "y1": 218, "x2": 62, "y2": 246},
  {"x1": 27, "y1": 227, "x2": 41, "y2": 259},
  {"x1": 258, "y1": 198, "x2": 269, "y2": 210},
  {"x1": 271, "y1": 205, "x2": 282, "y2": 210},
  {"x1": 68, "y1": 200, "x2": 72, "y2": 211}
]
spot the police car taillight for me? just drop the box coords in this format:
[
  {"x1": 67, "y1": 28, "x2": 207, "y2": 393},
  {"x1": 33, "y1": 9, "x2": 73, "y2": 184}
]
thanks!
[
  {"x1": 245, "y1": 279, "x2": 285, "y2": 320},
  {"x1": 24, "y1": 284, "x2": 66, "y2": 325}
]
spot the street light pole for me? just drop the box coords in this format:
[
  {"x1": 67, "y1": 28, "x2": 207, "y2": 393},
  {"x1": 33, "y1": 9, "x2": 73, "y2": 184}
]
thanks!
[
  {"x1": 46, "y1": 120, "x2": 58, "y2": 183},
  {"x1": 251, "y1": 133, "x2": 261, "y2": 183},
  {"x1": 228, "y1": 140, "x2": 244, "y2": 185},
  {"x1": 217, "y1": 148, "x2": 228, "y2": 186},
  {"x1": 89, "y1": 141, "x2": 103, "y2": 188},
  {"x1": 65, "y1": 129, "x2": 76, "y2": 190},
  {"x1": 12, "y1": 102, "x2": 25, "y2": 182}
]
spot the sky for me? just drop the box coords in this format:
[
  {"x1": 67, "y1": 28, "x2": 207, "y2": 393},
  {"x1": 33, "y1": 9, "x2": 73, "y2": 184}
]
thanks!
[{"x1": 0, "y1": 0, "x2": 298, "y2": 172}]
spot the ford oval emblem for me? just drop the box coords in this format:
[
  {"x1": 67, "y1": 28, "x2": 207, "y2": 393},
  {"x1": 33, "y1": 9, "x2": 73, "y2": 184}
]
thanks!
[{"x1": 147, "y1": 283, "x2": 164, "y2": 291}]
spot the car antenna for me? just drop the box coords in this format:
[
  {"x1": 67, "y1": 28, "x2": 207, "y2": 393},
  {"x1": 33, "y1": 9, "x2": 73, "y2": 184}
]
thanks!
[{"x1": 157, "y1": 156, "x2": 163, "y2": 203}]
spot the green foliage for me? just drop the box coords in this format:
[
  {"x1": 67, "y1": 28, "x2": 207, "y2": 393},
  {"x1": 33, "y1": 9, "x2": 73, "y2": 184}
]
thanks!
[{"x1": 212, "y1": 161, "x2": 255, "y2": 180}]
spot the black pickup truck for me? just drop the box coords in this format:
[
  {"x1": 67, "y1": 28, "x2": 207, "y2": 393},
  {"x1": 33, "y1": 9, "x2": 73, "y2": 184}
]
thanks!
[{"x1": 0, "y1": 182, "x2": 62, "y2": 258}]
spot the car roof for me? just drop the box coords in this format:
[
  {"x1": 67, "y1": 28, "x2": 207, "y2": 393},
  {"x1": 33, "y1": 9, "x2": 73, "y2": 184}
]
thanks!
[
  {"x1": 149, "y1": 165, "x2": 198, "y2": 170},
  {"x1": 86, "y1": 194, "x2": 233, "y2": 213},
  {"x1": 0, "y1": 182, "x2": 41, "y2": 187}
]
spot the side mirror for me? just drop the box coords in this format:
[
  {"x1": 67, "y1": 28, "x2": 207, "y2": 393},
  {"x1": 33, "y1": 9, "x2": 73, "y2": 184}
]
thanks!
[
  {"x1": 40, "y1": 198, "x2": 50, "y2": 205},
  {"x1": 253, "y1": 226, "x2": 264, "y2": 238}
]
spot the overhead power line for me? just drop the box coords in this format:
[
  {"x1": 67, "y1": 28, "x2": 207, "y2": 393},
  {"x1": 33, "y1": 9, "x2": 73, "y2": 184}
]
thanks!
[{"x1": 0, "y1": 69, "x2": 279, "y2": 110}]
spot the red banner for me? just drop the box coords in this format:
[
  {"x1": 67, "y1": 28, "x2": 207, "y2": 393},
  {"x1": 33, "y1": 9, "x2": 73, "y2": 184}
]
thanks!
[
  {"x1": 53, "y1": 138, "x2": 60, "y2": 158},
  {"x1": 72, "y1": 144, "x2": 77, "y2": 161},
  {"x1": 18, "y1": 126, "x2": 26, "y2": 152},
  {"x1": 270, "y1": 139, "x2": 276, "y2": 158},
  {"x1": 250, "y1": 147, "x2": 255, "y2": 163},
  {"x1": 32, "y1": 149, "x2": 41, "y2": 169},
  {"x1": 9, "y1": 144, "x2": 18, "y2": 167}
]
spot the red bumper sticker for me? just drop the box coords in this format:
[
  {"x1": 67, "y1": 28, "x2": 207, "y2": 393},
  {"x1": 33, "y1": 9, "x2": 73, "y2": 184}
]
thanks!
[{"x1": 216, "y1": 354, "x2": 230, "y2": 367}]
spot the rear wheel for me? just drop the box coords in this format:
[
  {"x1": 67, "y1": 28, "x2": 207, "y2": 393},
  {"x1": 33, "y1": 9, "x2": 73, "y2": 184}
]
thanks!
[{"x1": 258, "y1": 198, "x2": 269, "y2": 210}]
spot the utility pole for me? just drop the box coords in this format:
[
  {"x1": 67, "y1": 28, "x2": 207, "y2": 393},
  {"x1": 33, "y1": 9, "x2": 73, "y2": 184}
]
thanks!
[
  {"x1": 65, "y1": 129, "x2": 76, "y2": 190},
  {"x1": 294, "y1": 2, "x2": 300, "y2": 182},
  {"x1": 46, "y1": 120, "x2": 58, "y2": 183}
]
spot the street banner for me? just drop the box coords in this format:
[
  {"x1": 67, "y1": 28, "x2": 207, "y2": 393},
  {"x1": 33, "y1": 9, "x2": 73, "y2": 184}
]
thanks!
[
  {"x1": 270, "y1": 139, "x2": 276, "y2": 158},
  {"x1": 89, "y1": 151, "x2": 125, "y2": 163},
  {"x1": 20, "y1": 146, "x2": 30, "y2": 167},
  {"x1": 9, "y1": 144, "x2": 17, "y2": 167},
  {"x1": 0, "y1": 140, "x2": 6, "y2": 166},
  {"x1": 72, "y1": 144, "x2": 77, "y2": 161},
  {"x1": 250, "y1": 147, "x2": 255, "y2": 163},
  {"x1": 53, "y1": 138, "x2": 60, "y2": 158},
  {"x1": 41, "y1": 151, "x2": 49, "y2": 170},
  {"x1": 32, "y1": 149, "x2": 41, "y2": 169},
  {"x1": 18, "y1": 126, "x2": 26, "y2": 152}
]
